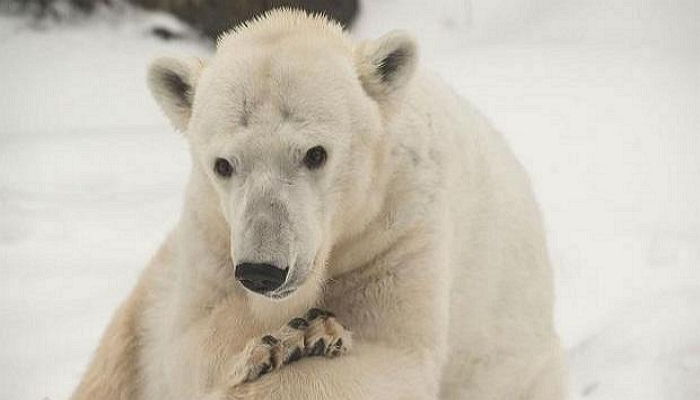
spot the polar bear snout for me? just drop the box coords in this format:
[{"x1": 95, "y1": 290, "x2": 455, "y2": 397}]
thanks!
[
  {"x1": 235, "y1": 262, "x2": 289, "y2": 295},
  {"x1": 229, "y1": 176, "x2": 323, "y2": 300}
]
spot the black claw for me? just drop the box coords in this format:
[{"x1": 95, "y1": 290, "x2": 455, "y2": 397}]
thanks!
[
  {"x1": 269, "y1": 349, "x2": 279, "y2": 368},
  {"x1": 285, "y1": 347, "x2": 303, "y2": 364},
  {"x1": 288, "y1": 317, "x2": 309, "y2": 330},
  {"x1": 306, "y1": 308, "x2": 333, "y2": 321},
  {"x1": 305, "y1": 308, "x2": 325, "y2": 320},
  {"x1": 309, "y1": 339, "x2": 326, "y2": 356},
  {"x1": 262, "y1": 335, "x2": 279, "y2": 346},
  {"x1": 259, "y1": 363, "x2": 272, "y2": 376}
]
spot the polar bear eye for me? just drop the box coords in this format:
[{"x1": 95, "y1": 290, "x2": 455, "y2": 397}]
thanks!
[
  {"x1": 303, "y1": 146, "x2": 327, "y2": 170},
  {"x1": 214, "y1": 158, "x2": 234, "y2": 178}
]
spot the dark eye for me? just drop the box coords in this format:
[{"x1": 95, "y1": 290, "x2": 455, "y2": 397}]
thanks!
[
  {"x1": 214, "y1": 158, "x2": 234, "y2": 178},
  {"x1": 303, "y1": 146, "x2": 327, "y2": 170}
]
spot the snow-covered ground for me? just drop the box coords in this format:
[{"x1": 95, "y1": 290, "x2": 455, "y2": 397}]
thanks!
[{"x1": 1, "y1": 1, "x2": 699, "y2": 399}]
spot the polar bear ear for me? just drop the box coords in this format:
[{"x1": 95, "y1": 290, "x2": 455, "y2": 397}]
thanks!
[
  {"x1": 355, "y1": 30, "x2": 418, "y2": 101},
  {"x1": 147, "y1": 56, "x2": 204, "y2": 132}
]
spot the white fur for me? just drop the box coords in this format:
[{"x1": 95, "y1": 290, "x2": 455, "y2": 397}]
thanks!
[{"x1": 72, "y1": 9, "x2": 565, "y2": 400}]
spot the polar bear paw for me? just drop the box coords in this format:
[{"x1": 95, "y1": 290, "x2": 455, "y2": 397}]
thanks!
[{"x1": 238, "y1": 308, "x2": 351, "y2": 383}]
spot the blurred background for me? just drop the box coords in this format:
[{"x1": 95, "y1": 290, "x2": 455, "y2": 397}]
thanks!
[{"x1": 1, "y1": 1, "x2": 698, "y2": 399}]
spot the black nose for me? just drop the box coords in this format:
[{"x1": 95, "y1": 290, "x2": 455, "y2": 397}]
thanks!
[{"x1": 234, "y1": 263, "x2": 288, "y2": 294}]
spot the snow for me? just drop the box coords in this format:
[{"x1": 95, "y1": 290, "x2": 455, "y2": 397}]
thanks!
[{"x1": 1, "y1": 1, "x2": 699, "y2": 399}]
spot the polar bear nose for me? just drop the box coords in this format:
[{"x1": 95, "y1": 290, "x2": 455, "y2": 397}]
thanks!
[{"x1": 234, "y1": 263, "x2": 288, "y2": 294}]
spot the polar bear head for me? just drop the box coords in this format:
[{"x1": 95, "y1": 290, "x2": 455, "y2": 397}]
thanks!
[{"x1": 147, "y1": 9, "x2": 417, "y2": 301}]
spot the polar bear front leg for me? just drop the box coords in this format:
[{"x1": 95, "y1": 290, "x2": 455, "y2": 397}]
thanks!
[
  {"x1": 224, "y1": 342, "x2": 436, "y2": 400},
  {"x1": 220, "y1": 308, "x2": 353, "y2": 390},
  {"x1": 221, "y1": 297, "x2": 441, "y2": 399}
]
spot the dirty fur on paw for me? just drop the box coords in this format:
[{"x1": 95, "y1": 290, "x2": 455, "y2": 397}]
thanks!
[
  {"x1": 303, "y1": 308, "x2": 352, "y2": 358},
  {"x1": 239, "y1": 335, "x2": 281, "y2": 383},
  {"x1": 230, "y1": 309, "x2": 351, "y2": 387}
]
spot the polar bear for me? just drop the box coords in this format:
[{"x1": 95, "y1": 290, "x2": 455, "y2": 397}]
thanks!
[{"x1": 71, "y1": 9, "x2": 565, "y2": 400}]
